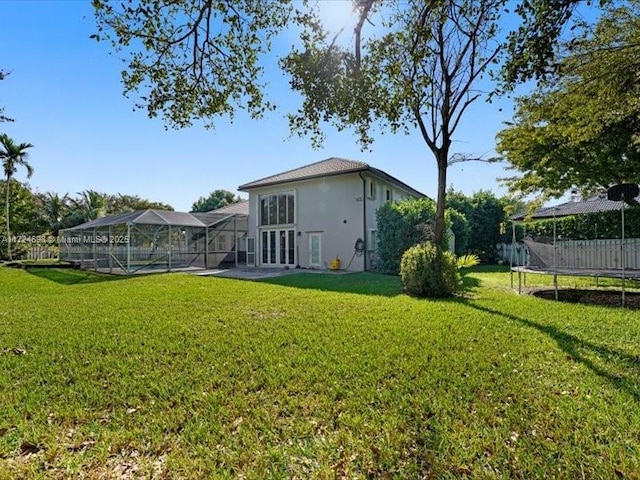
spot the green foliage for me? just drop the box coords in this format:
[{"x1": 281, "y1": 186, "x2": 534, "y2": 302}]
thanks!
[
  {"x1": 63, "y1": 190, "x2": 174, "y2": 228},
  {"x1": 1, "y1": 134, "x2": 34, "y2": 260},
  {"x1": 108, "y1": 193, "x2": 173, "y2": 213},
  {"x1": 456, "y1": 253, "x2": 480, "y2": 270},
  {"x1": 400, "y1": 242, "x2": 460, "y2": 297},
  {"x1": 375, "y1": 197, "x2": 440, "y2": 274},
  {"x1": 0, "y1": 181, "x2": 45, "y2": 260},
  {"x1": 446, "y1": 208, "x2": 470, "y2": 255},
  {"x1": 447, "y1": 189, "x2": 510, "y2": 262},
  {"x1": 190, "y1": 189, "x2": 242, "y2": 213},
  {"x1": 499, "y1": 0, "x2": 590, "y2": 91},
  {"x1": 522, "y1": 208, "x2": 640, "y2": 241},
  {"x1": 92, "y1": 0, "x2": 293, "y2": 129},
  {"x1": 497, "y1": 2, "x2": 640, "y2": 199}
]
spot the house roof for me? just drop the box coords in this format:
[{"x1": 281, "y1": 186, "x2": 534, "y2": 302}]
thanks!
[
  {"x1": 209, "y1": 199, "x2": 249, "y2": 215},
  {"x1": 238, "y1": 157, "x2": 427, "y2": 198},
  {"x1": 511, "y1": 195, "x2": 640, "y2": 221},
  {"x1": 192, "y1": 200, "x2": 249, "y2": 226}
]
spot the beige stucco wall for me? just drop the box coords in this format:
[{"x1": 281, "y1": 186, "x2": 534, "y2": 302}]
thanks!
[{"x1": 243, "y1": 171, "x2": 422, "y2": 271}]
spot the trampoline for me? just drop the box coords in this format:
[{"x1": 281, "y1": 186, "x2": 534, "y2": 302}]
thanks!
[{"x1": 509, "y1": 185, "x2": 640, "y2": 306}]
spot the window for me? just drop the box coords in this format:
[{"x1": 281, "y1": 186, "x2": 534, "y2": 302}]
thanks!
[
  {"x1": 218, "y1": 234, "x2": 226, "y2": 252},
  {"x1": 385, "y1": 188, "x2": 392, "y2": 201},
  {"x1": 368, "y1": 230, "x2": 377, "y2": 251},
  {"x1": 260, "y1": 193, "x2": 295, "y2": 226},
  {"x1": 368, "y1": 179, "x2": 376, "y2": 199}
]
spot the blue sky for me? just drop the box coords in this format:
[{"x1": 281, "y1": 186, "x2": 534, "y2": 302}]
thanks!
[{"x1": 1, "y1": 0, "x2": 521, "y2": 212}]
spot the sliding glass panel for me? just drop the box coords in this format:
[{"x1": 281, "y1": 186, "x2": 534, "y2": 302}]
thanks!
[
  {"x1": 269, "y1": 231, "x2": 276, "y2": 264},
  {"x1": 262, "y1": 231, "x2": 268, "y2": 263},
  {"x1": 279, "y1": 230, "x2": 287, "y2": 264},
  {"x1": 288, "y1": 230, "x2": 295, "y2": 265}
]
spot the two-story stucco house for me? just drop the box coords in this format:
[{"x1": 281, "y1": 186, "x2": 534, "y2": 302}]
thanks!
[{"x1": 238, "y1": 157, "x2": 426, "y2": 271}]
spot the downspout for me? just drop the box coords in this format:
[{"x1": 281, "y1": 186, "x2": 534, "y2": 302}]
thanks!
[{"x1": 359, "y1": 172, "x2": 367, "y2": 271}]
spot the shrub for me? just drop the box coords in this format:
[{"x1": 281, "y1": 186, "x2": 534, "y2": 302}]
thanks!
[
  {"x1": 400, "y1": 242, "x2": 460, "y2": 297},
  {"x1": 376, "y1": 198, "x2": 456, "y2": 274}
]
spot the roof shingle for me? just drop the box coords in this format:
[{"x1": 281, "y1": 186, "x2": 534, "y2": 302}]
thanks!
[
  {"x1": 238, "y1": 157, "x2": 368, "y2": 190},
  {"x1": 238, "y1": 157, "x2": 426, "y2": 198}
]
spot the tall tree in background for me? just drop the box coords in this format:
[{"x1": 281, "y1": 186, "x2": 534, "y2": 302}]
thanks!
[
  {"x1": 446, "y1": 189, "x2": 508, "y2": 262},
  {"x1": 39, "y1": 192, "x2": 71, "y2": 236},
  {"x1": 0, "y1": 181, "x2": 44, "y2": 259},
  {"x1": 109, "y1": 193, "x2": 174, "y2": 213},
  {"x1": 0, "y1": 134, "x2": 34, "y2": 260},
  {"x1": 71, "y1": 190, "x2": 109, "y2": 223},
  {"x1": 496, "y1": 1, "x2": 640, "y2": 199},
  {"x1": 191, "y1": 189, "x2": 242, "y2": 213}
]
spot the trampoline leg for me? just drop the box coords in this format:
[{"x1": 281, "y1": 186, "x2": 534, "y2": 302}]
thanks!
[{"x1": 518, "y1": 269, "x2": 522, "y2": 294}]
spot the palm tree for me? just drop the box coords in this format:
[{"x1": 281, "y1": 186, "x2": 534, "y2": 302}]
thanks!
[
  {"x1": 40, "y1": 192, "x2": 70, "y2": 236},
  {"x1": 0, "y1": 134, "x2": 34, "y2": 261},
  {"x1": 71, "y1": 190, "x2": 108, "y2": 223}
]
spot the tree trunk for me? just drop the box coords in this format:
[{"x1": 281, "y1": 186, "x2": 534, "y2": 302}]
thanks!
[
  {"x1": 5, "y1": 175, "x2": 11, "y2": 261},
  {"x1": 433, "y1": 152, "x2": 448, "y2": 247}
]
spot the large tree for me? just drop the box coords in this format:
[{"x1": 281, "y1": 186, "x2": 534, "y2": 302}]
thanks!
[
  {"x1": 70, "y1": 189, "x2": 109, "y2": 223},
  {"x1": 283, "y1": 0, "x2": 503, "y2": 245},
  {"x1": 496, "y1": 1, "x2": 640, "y2": 199},
  {"x1": 0, "y1": 134, "x2": 34, "y2": 261},
  {"x1": 38, "y1": 192, "x2": 71, "y2": 236},
  {"x1": 191, "y1": 189, "x2": 241, "y2": 213},
  {"x1": 109, "y1": 193, "x2": 174, "y2": 213}
]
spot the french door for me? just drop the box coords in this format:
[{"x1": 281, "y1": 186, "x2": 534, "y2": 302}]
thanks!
[{"x1": 261, "y1": 229, "x2": 295, "y2": 266}]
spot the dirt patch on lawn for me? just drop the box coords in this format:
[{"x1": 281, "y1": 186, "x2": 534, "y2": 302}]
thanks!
[{"x1": 531, "y1": 288, "x2": 640, "y2": 309}]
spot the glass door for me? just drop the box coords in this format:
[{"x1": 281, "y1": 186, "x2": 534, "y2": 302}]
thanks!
[
  {"x1": 262, "y1": 229, "x2": 295, "y2": 266},
  {"x1": 309, "y1": 233, "x2": 322, "y2": 267}
]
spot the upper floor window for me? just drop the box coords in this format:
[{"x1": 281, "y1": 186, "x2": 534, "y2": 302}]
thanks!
[
  {"x1": 385, "y1": 188, "x2": 392, "y2": 201},
  {"x1": 260, "y1": 193, "x2": 295, "y2": 226},
  {"x1": 368, "y1": 179, "x2": 376, "y2": 199}
]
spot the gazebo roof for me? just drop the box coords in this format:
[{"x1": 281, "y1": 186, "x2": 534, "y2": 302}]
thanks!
[{"x1": 510, "y1": 195, "x2": 640, "y2": 221}]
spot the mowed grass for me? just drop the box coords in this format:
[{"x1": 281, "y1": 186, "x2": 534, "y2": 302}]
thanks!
[{"x1": 1, "y1": 266, "x2": 640, "y2": 478}]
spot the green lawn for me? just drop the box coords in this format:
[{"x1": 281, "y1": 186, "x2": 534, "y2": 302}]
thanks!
[{"x1": 1, "y1": 266, "x2": 640, "y2": 478}]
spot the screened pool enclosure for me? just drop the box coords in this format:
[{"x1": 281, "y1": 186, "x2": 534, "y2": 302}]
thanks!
[{"x1": 60, "y1": 208, "x2": 248, "y2": 275}]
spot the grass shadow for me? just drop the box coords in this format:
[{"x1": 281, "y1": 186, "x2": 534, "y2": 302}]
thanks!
[
  {"x1": 27, "y1": 268, "x2": 132, "y2": 286},
  {"x1": 259, "y1": 272, "x2": 403, "y2": 297},
  {"x1": 466, "y1": 301, "x2": 640, "y2": 402},
  {"x1": 260, "y1": 270, "x2": 484, "y2": 299}
]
